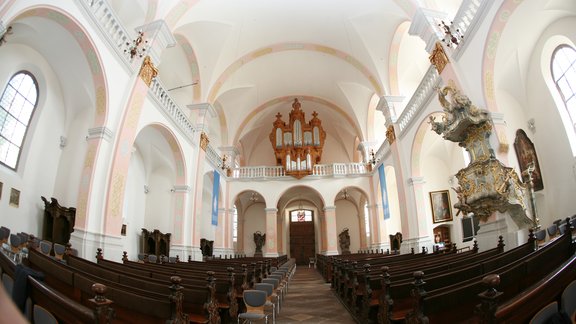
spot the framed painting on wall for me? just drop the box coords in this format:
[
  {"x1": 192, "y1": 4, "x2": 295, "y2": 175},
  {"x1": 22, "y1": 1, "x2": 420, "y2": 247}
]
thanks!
[
  {"x1": 514, "y1": 129, "x2": 543, "y2": 191},
  {"x1": 10, "y1": 188, "x2": 20, "y2": 208},
  {"x1": 430, "y1": 190, "x2": 453, "y2": 223}
]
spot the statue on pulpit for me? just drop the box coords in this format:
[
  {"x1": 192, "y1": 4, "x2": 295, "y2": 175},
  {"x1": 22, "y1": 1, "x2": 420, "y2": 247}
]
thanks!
[
  {"x1": 253, "y1": 231, "x2": 265, "y2": 256},
  {"x1": 339, "y1": 228, "x2": 351, "y2": 254}
]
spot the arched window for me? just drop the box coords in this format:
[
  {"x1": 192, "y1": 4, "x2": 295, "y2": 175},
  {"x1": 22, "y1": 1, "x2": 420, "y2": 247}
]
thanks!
[
  {"x1": 0, "y1": 72, "x2": 38, "y2": 169},
  {"x1": 551, "y1": 45, "x2": 576, "y2": 153}
]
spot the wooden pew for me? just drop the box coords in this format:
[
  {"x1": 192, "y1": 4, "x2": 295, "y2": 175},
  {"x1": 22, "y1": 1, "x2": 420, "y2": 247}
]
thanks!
[
  {"x1": 398, "y1": 227, "x2": 575, "y2": 323},
  {"x1": 0, "y1": 248, "x2": 113, "y2": 323},
  {"x1": 25, "y1": 248, "x2": 193, "y2": 323}
]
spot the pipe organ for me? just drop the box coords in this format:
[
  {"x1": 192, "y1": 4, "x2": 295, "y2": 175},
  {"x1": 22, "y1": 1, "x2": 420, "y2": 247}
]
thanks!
[{"x1": 270, "y1": 98, "x2": 326, "y2": 178}]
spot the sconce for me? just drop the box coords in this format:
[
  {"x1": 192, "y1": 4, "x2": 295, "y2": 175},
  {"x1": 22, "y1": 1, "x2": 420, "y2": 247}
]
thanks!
[
  {"x1": 124, "y1": 30, "x2": 148, "y2": 59},
  {"x1": 368, "y1": 149, "x2": 378, "y2": 166},
  {"x1": 220, "y1": 154, "x2": 230, "y2": 171},
  {"x1": 0, "y1": 25, "x2": 12, "y2": 46},
  {"x1": 527, "y1": 118, "x2": 536, "y2": 134},
  {"x1": 144, "y1": 185, "x2": 150, "y2": 194},
  {"x1": 438, "y1": 21, "x2": 463, "y2": 48}
]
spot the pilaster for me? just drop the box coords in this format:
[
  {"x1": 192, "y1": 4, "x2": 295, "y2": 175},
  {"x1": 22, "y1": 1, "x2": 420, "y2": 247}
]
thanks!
[
  {"x1": 323, "y1": 206, "x2": 339, "y2": 255},
  {"x1": 407, "y1": 176, "x2": 429, "y2": 238},
  {"x1": 264, "y1": 208, "x2": 279, "y2": 257},
  {"x1": 171, "y1": 185, "x2": 190, "y2": 245}
]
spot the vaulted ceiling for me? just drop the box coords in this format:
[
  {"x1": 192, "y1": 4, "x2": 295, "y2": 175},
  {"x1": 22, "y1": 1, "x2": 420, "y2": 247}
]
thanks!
[{"x1": 109, "y1": 0, "x2": 462, "y2": 165}]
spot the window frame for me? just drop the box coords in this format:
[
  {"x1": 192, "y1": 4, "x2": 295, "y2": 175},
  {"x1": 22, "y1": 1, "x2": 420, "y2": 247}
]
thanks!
[
  {"x1": 0, "y1": 71, "x2": 39, "y2": 170},
  {"x1": 550, "y1": 45, "x2": 576, "y2": 140}
]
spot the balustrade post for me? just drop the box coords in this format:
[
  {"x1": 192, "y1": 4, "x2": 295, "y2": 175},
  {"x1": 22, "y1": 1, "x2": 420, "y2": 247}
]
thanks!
[
  {"x1": 475, "y1": 274, "x2": 502, "y2": 324},
  {"x1": 89, "y1": 283, "x2": 115, "y2": 323},
  {"x1": 405, "y1": 271, "x2": 429, "y2": 324},
  {"x1": 378, "y1": 266, "x2": 393, "y2": 324}
]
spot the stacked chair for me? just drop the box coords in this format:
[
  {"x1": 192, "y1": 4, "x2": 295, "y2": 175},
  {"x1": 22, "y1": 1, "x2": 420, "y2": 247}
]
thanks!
[{"x1": 238, "y1": 259, "x2": 296, "y2": 323}]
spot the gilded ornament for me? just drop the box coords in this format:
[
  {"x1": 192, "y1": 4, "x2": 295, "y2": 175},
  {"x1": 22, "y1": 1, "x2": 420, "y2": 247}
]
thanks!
[
  {"x1": 429, "y1": 42, "x2": 449, "y2": 74},
  {"x1": 386, "y1": 125, "x2": 396, "y2": 144},
  {"x1": 200, "y1": 132, "x2": 209, "y2": 151},
  {"x1": 138, "y1": 56, "x2": 158, "y2": 87}
]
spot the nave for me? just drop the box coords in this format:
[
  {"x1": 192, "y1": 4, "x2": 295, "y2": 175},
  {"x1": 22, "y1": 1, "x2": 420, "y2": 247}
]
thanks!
[{"x1": 275, "y1": 267, "x2": 355, "y2": 324}]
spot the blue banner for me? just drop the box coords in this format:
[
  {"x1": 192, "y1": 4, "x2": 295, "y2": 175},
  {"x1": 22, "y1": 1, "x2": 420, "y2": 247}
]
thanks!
[
  {"x1": 211, "y1": 170, "x2": 220, "y2": 225},
  {"x1": 378, "y1": 164, "x2": 390, "y2": 220}
]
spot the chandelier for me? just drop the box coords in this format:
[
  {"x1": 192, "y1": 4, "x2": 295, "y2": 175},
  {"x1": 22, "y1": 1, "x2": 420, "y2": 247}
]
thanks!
[
  {"x1": 438, "y1": 20, "x2": 463, "y2": 47},
  {"x1": 249, "y1": 192, "x2": 258, "y2": 202},
  {"x1": 124, "y1": 30, "x2": 148, "y2": 59}
]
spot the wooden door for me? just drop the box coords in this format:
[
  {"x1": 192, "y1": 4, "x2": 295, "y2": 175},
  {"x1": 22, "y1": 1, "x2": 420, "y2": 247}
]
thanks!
[{"x1": 290, "y1": 221, "x2": 315, "y2": 265}]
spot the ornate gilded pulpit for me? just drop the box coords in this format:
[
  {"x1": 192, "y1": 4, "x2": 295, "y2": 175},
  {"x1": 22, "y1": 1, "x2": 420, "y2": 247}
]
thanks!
[{"x1": 429, "y1": 86, "x2": 534, "y2": 228}]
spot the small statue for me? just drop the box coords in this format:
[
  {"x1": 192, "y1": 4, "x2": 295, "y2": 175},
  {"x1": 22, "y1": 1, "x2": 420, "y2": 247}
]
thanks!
[
  {"x1": 253, "y1": 231, "x2": 266, "y2": 253},
  {"x1": 339, "y1": 228, "x2": 351, "y2": 254},
  {"x1": 200, "y1": 238, "x2": 213, "y2": 257}
]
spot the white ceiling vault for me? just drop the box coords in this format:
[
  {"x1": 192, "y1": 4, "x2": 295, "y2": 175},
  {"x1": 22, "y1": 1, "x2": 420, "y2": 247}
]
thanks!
[{"x1": 110, "y1": 0, "x2": 462, "y2": 165}]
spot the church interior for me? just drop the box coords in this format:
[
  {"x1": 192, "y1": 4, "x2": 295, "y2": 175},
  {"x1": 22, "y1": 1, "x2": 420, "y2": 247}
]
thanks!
[{"x1": 1, "y1": 0, "x2": 576, "y2": 323}]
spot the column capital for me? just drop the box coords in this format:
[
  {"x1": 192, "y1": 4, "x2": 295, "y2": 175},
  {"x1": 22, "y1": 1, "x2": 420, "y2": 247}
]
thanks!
[
  {"x1": 87, "y1": 127, "x2": 114, "y2": 142},
  {"x1": 264, "y1": 208, "x2": 278, "y2": 213},
  {"x1": 377, "y1": 95, "x2": 405, "y2": 123},
  {"x1": 408, "y1": 7, "x2": 448, "y2": 52},
  {"x1": 135, "y1": 19, "x2": 176, "y2": 65},
  {"x1": 489, "y1": 112, "x2": 506, "y2": 125},
  {"x1": 366, "y1": 204, "x2": 381, "y2": 209},
  {"x1": 408, "y1": 177, "x2": 426, "y2": 185},
  {"x1": 323, "y1": 206, "x2": 336, "y2": 211},
  {"x1": 171, "y1": 185, "x2": 190, "y2": 193},
  {"x1": 187, "y1": 103, "x2": 216, "y2": 131}
]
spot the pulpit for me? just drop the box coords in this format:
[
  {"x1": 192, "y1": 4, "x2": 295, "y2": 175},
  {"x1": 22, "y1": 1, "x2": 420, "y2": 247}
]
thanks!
[
  {"x1": 41, "y1": 196, "x2": 76, "y2": 245},
  {"x1": 141, "y1": 229, "x2": 171, "y2": 261}
]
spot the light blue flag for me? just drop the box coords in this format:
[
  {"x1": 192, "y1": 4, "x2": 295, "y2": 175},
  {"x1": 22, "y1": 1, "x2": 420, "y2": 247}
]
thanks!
[
  {"x1": 211, "y1": 170, "x2": 220, "y2": 225},
  {"x1": 378, "y1": 164, "x2": 390, "y2": 220}
]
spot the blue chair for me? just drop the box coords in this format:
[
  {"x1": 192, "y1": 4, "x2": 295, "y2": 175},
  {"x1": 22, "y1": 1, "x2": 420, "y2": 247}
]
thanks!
[
  {"x1": 561, "y1": 280, "x2": 576, "y2": 322},
  {"x1": 254, "y1": 283, "x2": 275, "y2": 323},
  {"x1": 262, "y1": 278, "x2": 281, "y2": 312},
  {"x1": 34, "y1": 304, "x2": 58, "y2": 324},
  {"x1": 238, "y1": 290, "x2": 269, "y2": 324},
  {"x1": 39, "y1": 241, "x2": 52, "y2": 256},
  {"x1": 529, "y1": 301, "x2": 558, "y2": 324}
]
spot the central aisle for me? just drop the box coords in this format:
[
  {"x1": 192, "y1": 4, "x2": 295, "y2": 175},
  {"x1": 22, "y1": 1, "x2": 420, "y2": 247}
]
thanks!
[{"x1": 275, "y1": 266, "x2": 357, "y2": 323}]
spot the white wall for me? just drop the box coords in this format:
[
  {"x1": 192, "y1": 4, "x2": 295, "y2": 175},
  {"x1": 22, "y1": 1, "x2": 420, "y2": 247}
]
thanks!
[
  {"x1": 242, "y1": 202, "x2": 266, "y2": 256},
  {"x1": 335, "y1": 199, "x2": 360, "y2": 253},
  {"x1": 0, "y1": 45, "x2": 68, "y2": 236}
]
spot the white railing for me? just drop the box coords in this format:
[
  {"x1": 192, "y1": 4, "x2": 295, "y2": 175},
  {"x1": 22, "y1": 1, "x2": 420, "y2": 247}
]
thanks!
[
  {"x1": 205, "y1": 144, "x2": 223, "y2": 170},
  {"x1": 397, "y1": 65, "x2": 441, "y2": 136},
  {"x1": 229, "y1": 163, "x2": 370, "y2": 180},
  {"x1": 452, "y1": 0, "x2": 492, "y2": 58},
  {"x1": 374, "y1": 140, "x2": 390, "y2": 163},
  {"x1": 229, "y1": 166, "x2": 286, "y2": 179},
  {"x1": 149, "y1": 78, "x2": 195, "y2": 139},
  {"x1": 77, "y1": 0, "x2": 133, "y2": 71},
  {"x1": 78, "y1": 0, "x2": 197, "y2": 142}
]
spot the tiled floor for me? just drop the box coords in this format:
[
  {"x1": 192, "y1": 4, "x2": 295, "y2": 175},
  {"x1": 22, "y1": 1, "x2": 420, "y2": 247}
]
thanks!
[{"x1": 274, "y1": 266, "x2": 356, "y2": 324}]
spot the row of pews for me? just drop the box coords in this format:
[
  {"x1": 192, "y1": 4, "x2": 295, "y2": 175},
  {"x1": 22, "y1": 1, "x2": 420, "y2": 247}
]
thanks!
[
  {"x1": 0, "y1": 235, "x2": 294, "y2": 324},
  {"x1": 316, "y1": 217, "x2": 576, "y2": 323}
]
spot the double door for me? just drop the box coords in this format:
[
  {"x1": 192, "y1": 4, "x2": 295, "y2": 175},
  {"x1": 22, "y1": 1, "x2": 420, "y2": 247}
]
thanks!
[{"x1": 289, "y1": 221, "x2": 315, "y2": 265}]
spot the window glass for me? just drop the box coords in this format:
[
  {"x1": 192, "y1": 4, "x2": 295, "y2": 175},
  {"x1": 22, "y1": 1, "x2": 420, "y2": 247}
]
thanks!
[{"x1": 0, "y1": 71, "x2": 38, "y2": 169}]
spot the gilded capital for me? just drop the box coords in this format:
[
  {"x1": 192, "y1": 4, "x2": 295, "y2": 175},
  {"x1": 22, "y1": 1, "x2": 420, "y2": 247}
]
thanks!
[
  {"x1": 386, "y1": 125, "x2": 396, "y2": 144},
  {"x1": 139, "y1": 56, "x2": 158, "y2": 87},
  {"x1": 200, "y1": 132, "x2": 209, "y2": 151},
  {"x1": 429, "y1": 42, "x2": 449, "y2": 74}
]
